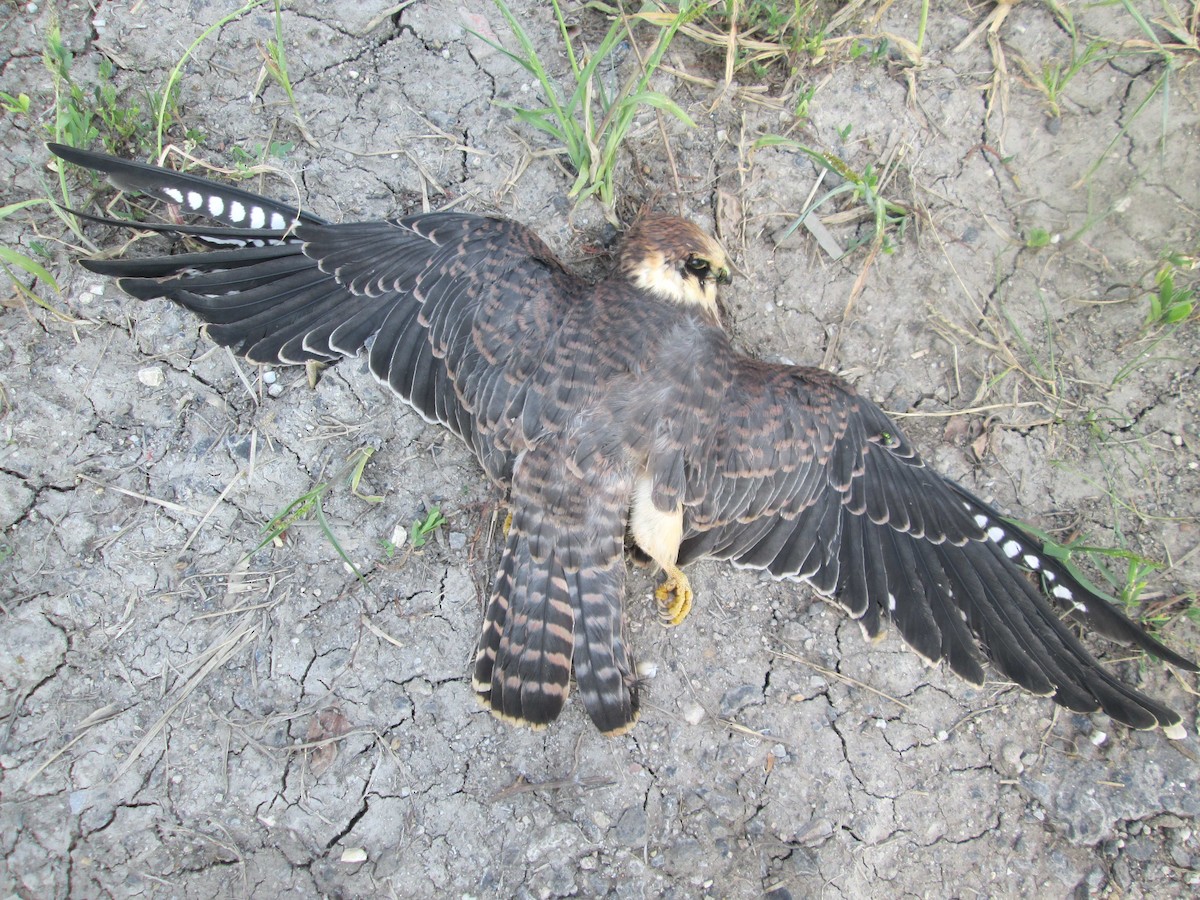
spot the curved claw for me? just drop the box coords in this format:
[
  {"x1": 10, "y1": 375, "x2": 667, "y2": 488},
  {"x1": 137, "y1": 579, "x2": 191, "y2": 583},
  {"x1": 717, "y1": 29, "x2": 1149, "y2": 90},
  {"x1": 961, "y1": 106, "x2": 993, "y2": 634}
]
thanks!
[{"x1": 654, "y1": 567, "x2": 693, "y2": 626}]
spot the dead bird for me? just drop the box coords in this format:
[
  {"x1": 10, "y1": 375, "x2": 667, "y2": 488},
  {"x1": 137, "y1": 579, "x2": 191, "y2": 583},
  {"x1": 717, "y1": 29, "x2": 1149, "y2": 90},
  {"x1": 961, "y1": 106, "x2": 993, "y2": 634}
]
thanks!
[{"x1": 48, "y1": 142, "x2": 1196, "y2": 737}]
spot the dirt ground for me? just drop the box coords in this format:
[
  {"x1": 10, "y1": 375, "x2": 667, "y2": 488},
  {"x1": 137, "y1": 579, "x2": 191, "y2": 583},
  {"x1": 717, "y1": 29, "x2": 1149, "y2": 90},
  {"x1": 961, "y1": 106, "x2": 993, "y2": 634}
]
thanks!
[{"x1": 2, "y1": 1, "x2": 1199, "y2": 897}]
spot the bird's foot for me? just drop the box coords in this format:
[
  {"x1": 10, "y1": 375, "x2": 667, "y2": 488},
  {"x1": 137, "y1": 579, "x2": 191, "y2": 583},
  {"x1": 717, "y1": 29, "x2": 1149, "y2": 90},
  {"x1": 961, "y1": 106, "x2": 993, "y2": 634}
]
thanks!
[{"x1": 655, "y1": 568, "x2": 693, "y2": 627}]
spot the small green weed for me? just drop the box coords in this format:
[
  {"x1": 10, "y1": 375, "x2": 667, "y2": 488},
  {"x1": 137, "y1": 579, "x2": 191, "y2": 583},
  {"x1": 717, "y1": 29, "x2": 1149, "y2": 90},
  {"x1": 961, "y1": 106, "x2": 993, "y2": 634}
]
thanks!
[
  {"x1": 260, "y1": 0, "x2": 297, "y2": 109},
  {"x1": 1029, "y1": 39, "x2": 1110, "y2": 118},
  {"x1": 1025, "y1": 227, "x2": 1053, "y2": 249},
  {"x1": 755, "y1": 135, "x2": 910, "y2": 254},
  {"x1": 256, "y1": 0, "x2": 312, "y2": 142},
  {"x1": 1014, "y1": 3, "x2": 1113, "y2": 119},
  {"x1": 409, "y1": 507, "x2": 447, "y2": 550},
  {"x1": 1, "y1": 91, "x2": 31, "y2": 115},
  {"x1": 473, "y1": 0, "x2": 695, "y2": 216},
  {"x1": 230, "y1": 140, "x2": 296, "y2": 176},
  {"x1": 94, "y1": 59, "x2": 183, "y2": 156},
  {"x1": 44, "y1": 25, "x2": 100, "y2": 150},
  {"x1": 848, "y1": 37, "x2": 889, "y2": 64},
  {"x1": 43, "y1": 29, "x2": 174, "y2": 155},
  {"x1": 1144, "y1": 259, "x2": 1195, "y2": 328},
  {"x1": 738, "y1": 0, "x2": 807, "y2": 39},
  {"x1": 718, "y1": 0, "x2": 827, "y2": 74},
  {"x1": 1110, "y1": 253, "x2": 1197, "y2": 384},
  {"x1": 792, "y1": 82, "x2": 816, "y2": 119},
  {"x1": 256, "y1": 447, "x2": 383, "y2": 581}
]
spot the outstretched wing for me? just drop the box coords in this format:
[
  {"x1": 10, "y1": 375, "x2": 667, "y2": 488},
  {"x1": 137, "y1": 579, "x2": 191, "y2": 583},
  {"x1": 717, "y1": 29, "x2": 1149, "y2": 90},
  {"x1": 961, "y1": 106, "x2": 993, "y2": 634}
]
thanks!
[
  {"x1": 49, "y1": 143, "x2": 587, "y2": 481},
  {"x1": 676, "y1": 359, "x2": 1196, "y2": 731}
]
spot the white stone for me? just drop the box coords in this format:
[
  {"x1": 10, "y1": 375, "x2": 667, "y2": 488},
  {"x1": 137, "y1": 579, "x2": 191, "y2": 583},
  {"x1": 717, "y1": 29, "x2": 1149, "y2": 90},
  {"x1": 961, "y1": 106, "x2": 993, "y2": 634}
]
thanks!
[{"x1": 137, "y1": 365, "x2": 165, "y2": 387}]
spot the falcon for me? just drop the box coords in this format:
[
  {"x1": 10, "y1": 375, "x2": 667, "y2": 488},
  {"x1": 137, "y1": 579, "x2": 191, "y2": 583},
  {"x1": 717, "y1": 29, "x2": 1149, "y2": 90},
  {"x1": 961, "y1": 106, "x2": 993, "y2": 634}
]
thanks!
[{"x1": 48, "y1": 142, "x2": 1196, "y2": 737}]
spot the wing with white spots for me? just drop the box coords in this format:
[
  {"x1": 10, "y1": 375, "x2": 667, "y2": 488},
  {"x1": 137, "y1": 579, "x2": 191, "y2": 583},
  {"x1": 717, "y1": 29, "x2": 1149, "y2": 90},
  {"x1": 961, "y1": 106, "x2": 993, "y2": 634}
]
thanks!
[
  {"x1": 49, "y1": 144, "x2": 592, "y2": 486},
  {"x1": 677, "y1": 359, "x2": 1196, "y2": 732},
  {"x1": 50, "y1": 141, "x2": 320, "y2": 241}
]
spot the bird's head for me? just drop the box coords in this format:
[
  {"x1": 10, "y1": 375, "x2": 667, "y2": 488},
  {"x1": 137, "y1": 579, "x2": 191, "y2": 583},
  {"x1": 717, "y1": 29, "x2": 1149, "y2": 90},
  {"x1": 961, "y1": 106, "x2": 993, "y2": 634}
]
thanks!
[{"x1": 617, "y1": 214, "x2": 731, "y2": 315}]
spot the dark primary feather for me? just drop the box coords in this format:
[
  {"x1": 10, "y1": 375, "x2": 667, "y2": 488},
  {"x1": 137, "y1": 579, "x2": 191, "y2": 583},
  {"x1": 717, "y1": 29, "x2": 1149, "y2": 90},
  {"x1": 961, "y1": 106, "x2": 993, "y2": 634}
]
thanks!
[
  {"x1": 50, "y1": 141, "x2": 325, "y2": 232},
  {"x1": 52, "y1": 143, "x2": 1195, "y2": 736}
]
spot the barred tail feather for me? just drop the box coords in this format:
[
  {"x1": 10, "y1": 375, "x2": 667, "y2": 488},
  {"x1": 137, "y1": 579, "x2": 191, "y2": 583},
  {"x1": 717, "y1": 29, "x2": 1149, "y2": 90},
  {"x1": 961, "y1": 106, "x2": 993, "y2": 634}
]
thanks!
[
  {"x1": 570, "y1": 556, "x2": 640, "y2": 735},
  {"x1": 472, "y1": 510, "x2": 575, "y2": 729}
]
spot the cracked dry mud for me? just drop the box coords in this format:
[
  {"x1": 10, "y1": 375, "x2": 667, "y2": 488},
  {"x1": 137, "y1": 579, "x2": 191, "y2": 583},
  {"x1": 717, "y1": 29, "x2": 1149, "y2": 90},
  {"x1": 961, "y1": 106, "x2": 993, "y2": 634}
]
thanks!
[{"x1": 2, "y1": 1, "x2": 1199, "y2": 897}]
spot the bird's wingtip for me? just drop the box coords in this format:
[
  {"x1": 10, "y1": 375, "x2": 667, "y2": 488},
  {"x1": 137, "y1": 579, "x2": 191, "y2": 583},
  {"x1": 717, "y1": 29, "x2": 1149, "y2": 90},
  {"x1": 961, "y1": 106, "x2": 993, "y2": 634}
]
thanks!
[{"x1": 1163, "y1": 722, "x2": 1188, "y2": 741}]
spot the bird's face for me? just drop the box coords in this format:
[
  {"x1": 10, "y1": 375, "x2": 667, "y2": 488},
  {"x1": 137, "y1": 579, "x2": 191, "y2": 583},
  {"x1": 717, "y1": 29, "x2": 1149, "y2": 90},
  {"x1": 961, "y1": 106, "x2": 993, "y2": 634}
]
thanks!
[{"x1": 618, "y1": 215, "x2": 731, "y2": 316}]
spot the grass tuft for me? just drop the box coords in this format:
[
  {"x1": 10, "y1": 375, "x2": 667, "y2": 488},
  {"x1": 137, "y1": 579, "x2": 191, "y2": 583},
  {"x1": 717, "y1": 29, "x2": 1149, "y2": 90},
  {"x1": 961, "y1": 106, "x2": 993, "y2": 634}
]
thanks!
[
  {"x1": 473, "y1": 0, "x2": 695, "y2": 217},
  {"x1": 755, "y1": 135, "x2": 911, "y2": 255}
]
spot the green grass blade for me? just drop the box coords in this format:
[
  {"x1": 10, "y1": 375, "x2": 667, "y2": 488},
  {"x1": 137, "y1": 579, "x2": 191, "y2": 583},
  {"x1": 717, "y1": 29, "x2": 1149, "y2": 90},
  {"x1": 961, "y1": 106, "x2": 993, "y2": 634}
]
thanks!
[{"x1": 0, "y1": 246, "x2": 60, "y2": 291}]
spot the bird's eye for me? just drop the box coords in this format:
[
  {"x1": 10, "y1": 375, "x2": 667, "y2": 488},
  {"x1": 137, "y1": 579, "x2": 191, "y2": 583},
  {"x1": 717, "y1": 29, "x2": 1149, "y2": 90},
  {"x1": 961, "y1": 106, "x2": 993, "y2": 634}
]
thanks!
[{"x1": 684, "y1": 256, "x2": 711, "y2": 280}]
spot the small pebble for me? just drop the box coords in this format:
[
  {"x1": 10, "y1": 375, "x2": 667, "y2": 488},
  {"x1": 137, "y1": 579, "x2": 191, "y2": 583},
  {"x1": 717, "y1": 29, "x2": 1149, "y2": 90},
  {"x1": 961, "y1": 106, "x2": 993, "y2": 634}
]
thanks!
[
  {"x1": 340, "y1": 847, "x2": 367, "y2": 863},
  {"x1": 681, "y1": 701, "x2": 705, "y2": 725},
  {"x1": 389, "y1": 524, "x2": 408, "y2": 549},
  {"x1": 635, "y1": 660, "x2": 657, "y2": 679},
  {"x1": 137, "y1": 365, "x2": 165, "y2": 387}
]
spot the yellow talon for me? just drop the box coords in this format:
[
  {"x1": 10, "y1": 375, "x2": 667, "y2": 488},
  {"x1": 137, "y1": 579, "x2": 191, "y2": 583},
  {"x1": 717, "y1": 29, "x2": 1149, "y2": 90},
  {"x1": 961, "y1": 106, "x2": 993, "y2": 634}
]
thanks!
[{"x1": 654, "y1": 567, "x2": 693, "y2": 626}]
